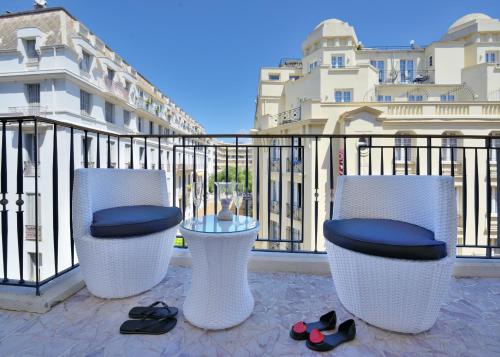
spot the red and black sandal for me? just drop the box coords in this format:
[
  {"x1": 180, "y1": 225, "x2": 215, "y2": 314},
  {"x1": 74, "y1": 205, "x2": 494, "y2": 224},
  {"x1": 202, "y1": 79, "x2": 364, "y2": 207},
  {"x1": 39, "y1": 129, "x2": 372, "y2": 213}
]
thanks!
[
  {"x1": 289, "y1": 310, "x2": 336, "y2": 341},
  {"x1": 306, "y1": 319, "x2": 356, "y2": 352}
]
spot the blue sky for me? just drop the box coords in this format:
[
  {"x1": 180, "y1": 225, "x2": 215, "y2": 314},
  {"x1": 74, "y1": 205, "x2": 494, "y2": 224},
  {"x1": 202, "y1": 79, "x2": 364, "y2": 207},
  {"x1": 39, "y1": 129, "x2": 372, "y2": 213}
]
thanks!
[{"x1": 2, "y1": 0, "x2": 499, "y2": 133}]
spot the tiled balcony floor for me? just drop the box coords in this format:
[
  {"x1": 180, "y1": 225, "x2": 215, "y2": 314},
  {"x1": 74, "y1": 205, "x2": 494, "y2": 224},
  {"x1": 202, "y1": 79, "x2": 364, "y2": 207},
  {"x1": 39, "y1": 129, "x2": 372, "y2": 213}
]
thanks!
[{"x1": 0, "y1": 266, "x2": 499, "y2": 356}]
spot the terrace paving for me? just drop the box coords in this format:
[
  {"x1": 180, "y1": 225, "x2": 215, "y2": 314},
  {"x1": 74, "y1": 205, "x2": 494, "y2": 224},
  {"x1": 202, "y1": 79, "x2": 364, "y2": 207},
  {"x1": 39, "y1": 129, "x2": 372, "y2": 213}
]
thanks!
[{"x1": 0, "y1": 266, "x2": 499, "y2": 356}]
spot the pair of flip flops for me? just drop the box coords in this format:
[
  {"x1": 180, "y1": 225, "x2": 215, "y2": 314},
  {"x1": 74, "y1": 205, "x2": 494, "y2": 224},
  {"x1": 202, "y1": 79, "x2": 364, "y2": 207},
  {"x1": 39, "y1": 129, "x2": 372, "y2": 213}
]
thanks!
[
  {"x1": 290, "y1": 311, "x2": 356, "y2": 352},
  {"x1": 119, "y1": 301, "x2": 178, "y2": 335}
]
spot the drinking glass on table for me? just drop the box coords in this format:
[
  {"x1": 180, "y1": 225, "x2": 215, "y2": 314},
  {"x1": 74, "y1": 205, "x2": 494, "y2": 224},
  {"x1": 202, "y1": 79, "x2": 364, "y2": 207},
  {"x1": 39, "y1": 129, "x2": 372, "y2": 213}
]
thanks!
[
  {"x1": 233, "y1": 183, "x2": 245, "y2": 221},
  {"x1": 193, "y1": 181, "x2": 204, "y2": 222}
]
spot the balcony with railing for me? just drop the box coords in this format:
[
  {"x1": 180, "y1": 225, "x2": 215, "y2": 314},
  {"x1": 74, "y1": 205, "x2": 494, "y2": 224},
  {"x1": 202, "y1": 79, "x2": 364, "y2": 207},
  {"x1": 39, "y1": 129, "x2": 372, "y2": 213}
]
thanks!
[
  {"x1": 101, "y1": 77, "x2": 129, "y2": 102},
  {"x1": 377, "y1": 69, "x2": 435, "y2": 85},
  {"x1": 0, "y1": 116, "x2": 498, "y2": 355},
  {"x1": 270, "y1": 107, "x2": 301, "y2": 126}
]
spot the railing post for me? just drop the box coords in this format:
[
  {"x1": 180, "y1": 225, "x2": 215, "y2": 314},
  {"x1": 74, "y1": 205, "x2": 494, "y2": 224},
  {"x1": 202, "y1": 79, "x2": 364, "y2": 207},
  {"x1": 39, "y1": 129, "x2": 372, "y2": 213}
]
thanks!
[
  {"x1": 16, "y1": 120, "x2": 24, "y2": 283},
  {"x1": 34, "y1": 118, "x2": 40, "y2": 295},
  {"x1": 1, "y1": 120, "x2": 8, "y2": 282},
  {"x1": 52, "y1": 124, "x2": 59, "y2": 275}
]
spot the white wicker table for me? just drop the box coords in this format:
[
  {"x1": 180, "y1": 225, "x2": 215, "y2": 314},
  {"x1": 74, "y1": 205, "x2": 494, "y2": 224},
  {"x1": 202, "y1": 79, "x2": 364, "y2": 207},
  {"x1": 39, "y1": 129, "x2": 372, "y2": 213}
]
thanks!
[{"x1": 180, "y1": 215, "x2": 259, "y2": 330}]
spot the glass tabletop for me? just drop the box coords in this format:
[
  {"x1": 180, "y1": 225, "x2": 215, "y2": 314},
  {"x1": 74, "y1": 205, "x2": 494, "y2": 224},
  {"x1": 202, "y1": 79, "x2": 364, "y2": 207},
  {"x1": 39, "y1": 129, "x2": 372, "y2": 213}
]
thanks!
[{"x1": 181, "y1": 215, "x2": 259, "y2": 234}]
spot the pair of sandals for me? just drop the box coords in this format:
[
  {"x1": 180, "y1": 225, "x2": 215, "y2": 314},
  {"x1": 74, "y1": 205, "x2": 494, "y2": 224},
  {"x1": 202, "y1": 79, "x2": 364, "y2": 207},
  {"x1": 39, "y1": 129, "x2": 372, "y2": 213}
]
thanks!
[
  {"x1": 290, "y1": 311, "x2": 356, "y2": 352},
  {"x1": 119, "y1": 301, "x2": 178, "y2": 335}
]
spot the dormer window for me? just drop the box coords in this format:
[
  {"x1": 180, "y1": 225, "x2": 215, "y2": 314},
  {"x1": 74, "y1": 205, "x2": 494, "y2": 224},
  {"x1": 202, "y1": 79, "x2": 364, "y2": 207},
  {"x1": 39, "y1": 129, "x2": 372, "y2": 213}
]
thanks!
[
  {"x1": 25, "y1": 39, "x2": 38, "y2": 62},
  {"x1": 331, "y1": 56, "x2": 344, "y2": 68},
  {"x1": 268, "y1": 74, "x2": 280, "y2": 81},
  {"x1": 80, "y1": 51, "x2": 92, "y2": 73}
]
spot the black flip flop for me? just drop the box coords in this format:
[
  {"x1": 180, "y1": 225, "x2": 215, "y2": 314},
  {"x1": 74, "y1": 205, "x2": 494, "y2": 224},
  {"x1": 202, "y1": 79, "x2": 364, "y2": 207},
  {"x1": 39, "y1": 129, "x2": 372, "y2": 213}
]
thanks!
[
  {"x1": 289, "y1": 310, "x2": 336, "y2": 340},
  {"x1": 306, "y1": 319, "x2": 356, "y2": 352},
  {"x1": 119, "y1": 316, "x2": 177, "y2": 335},
  {"x1": 129, "y1": 301, "x2": 178, "y2": 319}
]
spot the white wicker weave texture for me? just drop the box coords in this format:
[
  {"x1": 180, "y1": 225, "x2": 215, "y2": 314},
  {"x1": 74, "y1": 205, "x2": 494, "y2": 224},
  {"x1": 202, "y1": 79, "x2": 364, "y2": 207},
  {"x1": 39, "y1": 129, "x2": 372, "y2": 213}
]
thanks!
[
  {"x1": 72, "y1": 169, "x2": 178, "y2": 299},
  {"x1": 327, "y1": 175, "x2": 456, "y2": 334},
  {"x1": 180, "y1": 224, "x2": 259, "y2": 330}
]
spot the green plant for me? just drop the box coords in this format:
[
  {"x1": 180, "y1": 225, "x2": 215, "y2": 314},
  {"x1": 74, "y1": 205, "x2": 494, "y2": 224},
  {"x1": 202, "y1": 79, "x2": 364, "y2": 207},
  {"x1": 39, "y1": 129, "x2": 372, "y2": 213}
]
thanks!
[{"x1": 208, "y1": 166, "x2": 252, "y2": 193}]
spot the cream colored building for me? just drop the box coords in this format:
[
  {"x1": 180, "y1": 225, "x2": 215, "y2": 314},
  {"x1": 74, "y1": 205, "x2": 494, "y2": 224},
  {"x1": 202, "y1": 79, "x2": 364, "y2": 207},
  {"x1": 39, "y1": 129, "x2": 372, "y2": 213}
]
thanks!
[{"x1": 253, "y1": 13, "x2": 500, "y2": 257}]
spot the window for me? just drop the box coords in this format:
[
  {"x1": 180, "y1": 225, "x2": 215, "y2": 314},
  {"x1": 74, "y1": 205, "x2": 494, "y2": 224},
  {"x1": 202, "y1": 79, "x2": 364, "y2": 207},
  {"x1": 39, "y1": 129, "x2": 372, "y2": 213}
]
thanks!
[
  {"x1": 105, "y1": 102, "x2": 114, "y2": 123},
  {"x1": 289, "y1": 75, "x2": 300, "y2": 81},
  {"x1": 123, "y1": 110, "x2": 131, "y2": 126},
  {"x1": 408, "y1": 95, "x2": 423, "y2": 102},
  {"x1": 440, "y1": 94, "x2": 455, "y2": 102},
  {"x1": 26, "y1": 193, "x2": 41, "y2": 227},
  {"x1": 294, "y1": 183, "x2": 302, "y2": 207},
  {"x1": 271, "y1": 139, "x2": 280, "y2": 161},
  {"x1": 308, "y1": 61, "x2": 319, "y2": 73},
  {"x1": 490, "y1": 135, "x2": 500, "y2": 162},
  {"x1": 124, "y1": 80, "x2": 131, "y2": 92},
  {"x1": 26, "y1": 83, "x2": 40, "y2": 105},
  {"x1": 80, "y1": 51, "x2": 92, "y2": 72},
  {"x1": 370, "y1": 60, "x2": 385, "y2": 83},
  {"x1": 377, "y1": 95, "x2": 392, "y2": 102},
  {"x1": 80, "y1": 90, "x2": 92, "y2": 116},
  {"x1": 400, "y1": 60, "x2": 414, "y2": 83},
  {"x1": 149, "y1": 121, "x2": 154, "y2": 135},
  {"x1": 486, "y1": 52, "x2": 497, "y2": 64},
  {"x1": 271, "y1": 181, "x2": 278, "y2": 201},
  {"x1": 292, "y1": 137, "x2": 302, "y2": 161},
  {"x1": 268, "y1": 74, "x2": 280, "y2": 81},
  {"x1": 429, "y1": 56, "x2": 433, "y2": 67},
  {"x1": 139, "y1": 147, "x2": 145, "y2": 164},
  {"x1": 25, "y1": 39, "x2": 38, "y2": 61},
  {"x1": 138, "y1": 117, "x2": 143, "y2": 132},
  {"x1": 331, "y1": 56, "x2": 344, "y2": 68},
  {"x1": 81, "y1": 137, "x2": 93, "y2": 164},
  {"x1": 395, "y1": 135, "x2": 412, "y2": 162},
  {"x1": 442, "y1": 135, "x2": 458, "y2": 162},
  {"x1": 124, "y1": 144, "x2": 131, "y2": 167},
  {"x1": 107, "y1": 68, "x2": 115, "y2": 81},
  {"x1": 334, "y1": 90, "x2": 352, "y2": 102}
]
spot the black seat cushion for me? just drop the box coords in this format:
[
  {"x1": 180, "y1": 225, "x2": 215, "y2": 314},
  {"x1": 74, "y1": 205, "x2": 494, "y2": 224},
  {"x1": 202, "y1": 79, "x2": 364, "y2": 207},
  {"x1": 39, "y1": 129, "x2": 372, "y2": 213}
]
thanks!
[
  {"x1": 91, "y1": 205, "x2": 182, "y2": 238},
  {"x1": 323, "y1": 218, "x2": 446, "y2": 260}
]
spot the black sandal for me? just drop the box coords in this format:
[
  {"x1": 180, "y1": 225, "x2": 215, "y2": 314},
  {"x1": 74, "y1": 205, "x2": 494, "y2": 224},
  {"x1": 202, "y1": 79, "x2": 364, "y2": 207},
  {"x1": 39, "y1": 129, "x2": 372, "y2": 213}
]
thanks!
[
  {"x1": 128, "y1": 301, "x2": 178, "y2": 319},
  {"x1": 119, "y1": 316, "x2": 177, "y2": 335},
  {"x1": 306, "y1": 319, "x2": 356, "y2": 352},
  {"x1": 289, "y1": 310, "x2": 336, "y2": 340}
]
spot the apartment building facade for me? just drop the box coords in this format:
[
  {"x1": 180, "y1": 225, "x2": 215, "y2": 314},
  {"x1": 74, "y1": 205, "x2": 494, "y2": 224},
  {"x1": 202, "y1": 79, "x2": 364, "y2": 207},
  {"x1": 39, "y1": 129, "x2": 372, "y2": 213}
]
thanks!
[
  {"x1": 254, "y1": 13, "x2": 500, "y2": 256},
  {"x1": 0, "y1": 7, "x2": 214, "y2": 282}
]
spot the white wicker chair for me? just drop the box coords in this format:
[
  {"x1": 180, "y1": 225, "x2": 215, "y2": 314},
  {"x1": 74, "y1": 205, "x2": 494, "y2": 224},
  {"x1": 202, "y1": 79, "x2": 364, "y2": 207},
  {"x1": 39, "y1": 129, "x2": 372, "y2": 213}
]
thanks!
[
  {"x1": 72, "y1": 169, "x2": 178, "y2": 299},
  {"x1": 326, "y1": 175, "x2": 456, "y2": 333}
]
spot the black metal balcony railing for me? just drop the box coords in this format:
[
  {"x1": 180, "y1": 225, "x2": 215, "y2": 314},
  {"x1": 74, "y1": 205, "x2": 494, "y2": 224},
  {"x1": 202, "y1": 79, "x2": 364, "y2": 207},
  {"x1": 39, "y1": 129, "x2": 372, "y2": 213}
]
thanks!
[
  {"x1": 378, "y1": 69, "x2": 435, "y2": 84},
  {"x1": 270, "y1": 107, "x2": 301, "y2": 126},
  {"x1": 0, "y1": 116, "x2": 499, "y2": 296}
]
